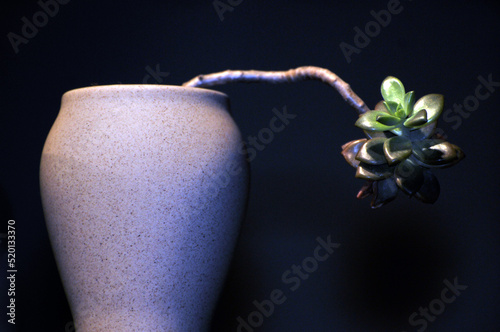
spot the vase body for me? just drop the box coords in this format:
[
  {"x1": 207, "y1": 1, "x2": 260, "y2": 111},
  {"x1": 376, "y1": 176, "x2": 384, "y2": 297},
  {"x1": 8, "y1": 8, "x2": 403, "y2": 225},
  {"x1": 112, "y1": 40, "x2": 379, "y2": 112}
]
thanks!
[{"x1": 40, "y1": 85, "x2": 248, "y2": 331}]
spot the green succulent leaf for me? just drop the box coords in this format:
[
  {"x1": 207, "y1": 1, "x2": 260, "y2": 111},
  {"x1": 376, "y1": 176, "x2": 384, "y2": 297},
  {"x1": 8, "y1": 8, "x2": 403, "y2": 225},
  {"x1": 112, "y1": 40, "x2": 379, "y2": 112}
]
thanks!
[
  {"x1": 383, "y1": 136, "x2": 412, "y2": 165},
  {"x1": 355, "y1": 110, "x2": 401, "y2": 131},
  {"x1": 402, "y1": 91, "x2": 416, "y2": 117},
  {"x1": 395, "y1": 104, "x2": 406, "y2": 118},
  {"x1": 404, "y1": 109, "x2": 428, "y2": 128},
  {"x1": 408, "y1": 121, "x2": 436, "y2": 141},
  {"x1": 341, "y1": 139, "x2": 367, "y2": 168},
  {"x1": 389, "y1": 125, "x2": 405, "y2": 136},
  {"x1": 364, "y1": 130, "x2": 388, "y2": 139},
  {"x1": 371, "y1": 177, "x2": 399, "y2": 208},
  {"x1": 414, "y1": 170, "x2": 440, "y2": 204},
  {"x1": 355, "y1": 137, "x2": 387, "y2": 165},
  {"x1": 364, "y1": 129, "x2": 397, "y2": 139},
  {"x1": 377, "y1": 113, "x2": 402, "y2": 126},
  {"x1": 355, "y1": 163, "x2": 393, "y2": 180},
  {"x1": 381, "y1": 76, "x2": 405, "y2": 104},
  {"x1": 383, "y1": 101, "x2": 399, "y2": 116},
  {"x1": 394, "y1": 159, "x2": 424, "y2": 195},
  {"x1": 406, "y1": 94, "x2": 444, "y2": 129},
  {"x1": 412, "y1": 139, "x2": 465, "y2": 168}
]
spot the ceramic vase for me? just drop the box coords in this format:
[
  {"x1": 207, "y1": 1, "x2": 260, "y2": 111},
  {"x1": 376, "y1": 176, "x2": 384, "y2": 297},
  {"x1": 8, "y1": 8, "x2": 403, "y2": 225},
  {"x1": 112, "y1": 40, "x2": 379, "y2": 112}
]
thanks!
[{"x1": 40, "y1": 85, "x2": 248, "y2": 331}]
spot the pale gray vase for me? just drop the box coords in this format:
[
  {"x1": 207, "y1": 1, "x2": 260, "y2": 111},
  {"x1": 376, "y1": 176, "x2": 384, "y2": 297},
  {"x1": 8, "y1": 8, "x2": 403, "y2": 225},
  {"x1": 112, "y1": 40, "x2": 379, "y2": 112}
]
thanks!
[{"x1": 40, "y1": 85, "x2": 248, "y2": 331}]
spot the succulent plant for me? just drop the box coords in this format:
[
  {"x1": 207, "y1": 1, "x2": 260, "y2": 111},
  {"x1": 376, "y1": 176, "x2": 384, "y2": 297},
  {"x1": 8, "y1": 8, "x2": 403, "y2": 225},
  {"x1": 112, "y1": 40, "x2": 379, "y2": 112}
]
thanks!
[{"x1": 342, "y1": 76, "x2": 464, "y2": 208}]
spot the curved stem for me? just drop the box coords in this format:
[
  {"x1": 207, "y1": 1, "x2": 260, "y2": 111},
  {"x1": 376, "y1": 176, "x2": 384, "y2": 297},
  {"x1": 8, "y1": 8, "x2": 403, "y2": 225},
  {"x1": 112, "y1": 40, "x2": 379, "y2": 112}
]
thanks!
[{"x1": 182, "y1": 66, "x2": 370, "y2": 115}]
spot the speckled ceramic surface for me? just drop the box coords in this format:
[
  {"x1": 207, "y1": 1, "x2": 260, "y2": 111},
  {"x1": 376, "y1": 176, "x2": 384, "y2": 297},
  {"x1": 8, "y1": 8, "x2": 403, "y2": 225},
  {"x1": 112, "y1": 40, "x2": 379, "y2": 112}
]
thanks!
[{"x1": 40, "y1": 85, "x2": 248, "y2": 331}]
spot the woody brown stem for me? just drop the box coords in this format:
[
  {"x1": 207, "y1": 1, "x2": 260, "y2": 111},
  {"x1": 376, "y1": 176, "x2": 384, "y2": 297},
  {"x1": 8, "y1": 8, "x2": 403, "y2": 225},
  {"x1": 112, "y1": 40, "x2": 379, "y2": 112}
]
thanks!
[{"x1": 182, "y1": 66, "x2": 369, "y2": 115}]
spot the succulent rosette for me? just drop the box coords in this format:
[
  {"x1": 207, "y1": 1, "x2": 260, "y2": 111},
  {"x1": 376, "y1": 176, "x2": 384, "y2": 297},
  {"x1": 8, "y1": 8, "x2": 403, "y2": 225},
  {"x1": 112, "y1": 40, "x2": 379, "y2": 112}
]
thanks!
[{"x1": 342, "y1": 76, "x2": 464, "y2": 208}]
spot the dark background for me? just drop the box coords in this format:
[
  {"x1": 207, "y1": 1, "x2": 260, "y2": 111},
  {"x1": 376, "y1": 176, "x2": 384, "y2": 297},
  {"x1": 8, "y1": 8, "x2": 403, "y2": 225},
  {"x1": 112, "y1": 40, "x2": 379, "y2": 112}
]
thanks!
[{"x1": 1, "y1": 0, "x2": 499, "y2": 331}]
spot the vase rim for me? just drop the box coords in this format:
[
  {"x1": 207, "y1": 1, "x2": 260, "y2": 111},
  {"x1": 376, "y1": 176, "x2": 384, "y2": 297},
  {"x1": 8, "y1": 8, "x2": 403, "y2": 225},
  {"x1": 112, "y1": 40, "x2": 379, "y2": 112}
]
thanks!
[{"x1": 62, "y1": 84, "x2": 228, "y2": 99}]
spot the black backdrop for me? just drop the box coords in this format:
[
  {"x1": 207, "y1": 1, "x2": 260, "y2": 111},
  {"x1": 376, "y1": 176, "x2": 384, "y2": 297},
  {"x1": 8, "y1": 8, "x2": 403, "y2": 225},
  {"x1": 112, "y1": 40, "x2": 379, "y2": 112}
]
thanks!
[{"x1": 1, "y1": 0, "x2": 499, "y2": 331}]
